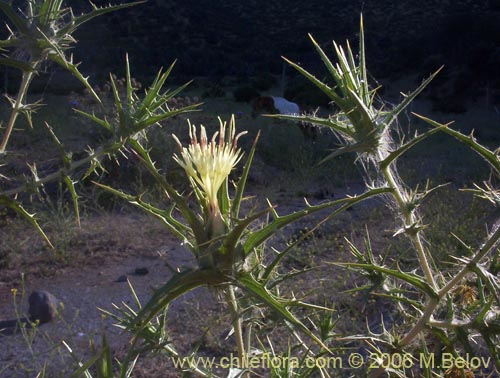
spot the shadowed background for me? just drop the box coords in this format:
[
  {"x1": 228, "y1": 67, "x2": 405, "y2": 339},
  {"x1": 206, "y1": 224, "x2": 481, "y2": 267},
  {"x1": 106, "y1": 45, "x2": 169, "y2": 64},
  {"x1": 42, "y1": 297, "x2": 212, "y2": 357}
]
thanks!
[{"x1": 1, "y1": 0, "x2": 500, "y2": 100}]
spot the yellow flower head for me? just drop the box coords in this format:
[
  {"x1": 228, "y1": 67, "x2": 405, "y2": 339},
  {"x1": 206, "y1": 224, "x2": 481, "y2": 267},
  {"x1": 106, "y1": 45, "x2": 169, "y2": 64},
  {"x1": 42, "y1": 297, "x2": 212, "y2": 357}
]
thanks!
[{"x1": 172, "y1": 115, "x2": 247, "y2": 211}]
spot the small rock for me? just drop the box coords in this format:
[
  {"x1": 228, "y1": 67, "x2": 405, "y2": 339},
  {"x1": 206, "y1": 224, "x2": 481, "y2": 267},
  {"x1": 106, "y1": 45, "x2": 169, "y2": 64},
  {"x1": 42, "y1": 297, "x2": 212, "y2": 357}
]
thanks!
[
  {"x1": 116, "y1": 275, "x2": 128, "y2": 283},
  {"x1": 134, "y1": 267, "x2": 149, "y2": 276},
  {"x1": 28, "y1": 291, "x2": 58, "y2": 324}
]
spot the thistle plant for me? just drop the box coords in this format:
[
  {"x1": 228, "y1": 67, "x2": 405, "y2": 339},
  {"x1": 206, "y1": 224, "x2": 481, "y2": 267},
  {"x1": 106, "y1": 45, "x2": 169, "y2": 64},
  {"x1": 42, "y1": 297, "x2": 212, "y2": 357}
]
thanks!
[
  {"x1": 276, "y1": 16, "x2": 500, "y2": 377},
  {"x1": 0, "y1": 0, "x2": 147, "y2": 244},
  {"x1": 94, "y1": 113, "x2": 388, "y2": 377},
  {"x1": 272, "y1": 16, "x2": 500, "y2": 376},
  {"x1": 0, "y1": 0, "x2": 144, "y2": 153}
]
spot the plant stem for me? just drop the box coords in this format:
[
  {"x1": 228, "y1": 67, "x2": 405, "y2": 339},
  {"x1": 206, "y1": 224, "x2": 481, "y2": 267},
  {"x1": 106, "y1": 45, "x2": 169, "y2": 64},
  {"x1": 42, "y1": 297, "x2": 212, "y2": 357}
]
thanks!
[
  {"x1": 399, "y1": 298, "x2": 438, "y2": 346},
  {"x1": 381, "y1": 163, "x2": 438, "y2": 290},
  {"x1": 1, "y1": 140, "x2": 125, "y2": 197},
  {"x1": 370, "y1": 221, "x2": 500, "y2": 378},
  {"x1": 0, "y1": 69, "x2": 36, "y2": 154},
  {"x1": 225, "y1": 284, "x2": 246, "y2": 369}
]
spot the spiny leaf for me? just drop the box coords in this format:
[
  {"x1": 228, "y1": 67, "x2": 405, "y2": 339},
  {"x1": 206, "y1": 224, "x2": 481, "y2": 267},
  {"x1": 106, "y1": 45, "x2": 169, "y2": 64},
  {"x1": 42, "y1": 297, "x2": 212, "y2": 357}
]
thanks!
[
  {"x1": 0, "y1": 38, "x2": 20, "y2": 48},
  {"x1": 262, "y1": 192, "x2": 387, "y2": 282},
  {"x1": 109, "y1": 71, "x2": 127, "y2": 131},
  {"x1": 373, "y1": 292, "x2": 425, "y2": 309},
  {"x1": 470, "y1": 263, "x2": 500, "y2": 305},
  {"x1": 56, "y1": 2, "x2": 146, "y2": 37},
  {"x1": 244, "y1": 187, "x2": 391, "y2": 255},
  {"x1": 93, "y1": 182, "x2": 191, "y2": 244},
  {"x1": 218, "y1": 176, "x2": 231, "y2": 219},
  {"x1": 335, "y1": 262, "x2": 438, "y2": 298},
  {"x1": 133, "y1": 269, "x2": 229, "y2": 328},
  {"x1": 136, "y1": 61, "x2": 177, "y2": 118},
  {"x1": 127, "y1": 139, "x2": 207, "y2": 245},
  {"x1": 317, "y1": 142, "x2": 368, "y2": 164},
  {"x1": 134, "y1": 104, "x2": 200, "y2": 130},
  {"x1": 382, "y1": 66, "x2": 442, "y2": 129},
  {"x1": 0, "y1": 195, "x2": 53, "y2": 249},
  {"x1": 307, "y1": 34, "x2": 345, "y2": 96},
  {"x1": 266, "y1": 113, "x2": 355, "y2": 138},
  {"x1": 282, "y1": 56, "x2": 343, "y2": 105},
  {"x1": 236, "y1": 272, "x2": 332, "y2": 353},
  {"x1": 232, "y1": 130, "x2": 259, "y2": 219},
  {"x1": 125, "y1": 54, "x2": 134, "y2": 106},
  {"x1": 39, "y1": 0, "x2": 65, "y2": 26},
  {"x1": 333, "y1": 40, "x2": 359, "y2": 92},
  {"x1": 0, "y1": 58, "x2": 36, "y2": 72},
  {"x1": 44, "y1": 122, "x2": 81, "y2": 227},
  {"x1": 73, "y1": 108, "x2": 113, "y2": 131},
  {"x1": 0, "y1": 2, "x2": 30, "y2": 34},
  {"x1": 98, "y1": 333, "x2": 114, "y2": 377},
  {"x1": 63, "y1": 175, "x2": 80, "y2": 228},
  {"x1": 49, "y1": 53, "x2": 102, "y2": 104},
  {"x1": 222, "y1": 207, "x2": 273, "y2": 256},
  {"x1": 380, "y1": 125, "x2": 449, "y2": 169},
  {"x1": 414, "y1": 113, "x2": 500, "y2": 175},
  {"x1": 359, "y1": 14, "x2": 370, "y2": 105}
]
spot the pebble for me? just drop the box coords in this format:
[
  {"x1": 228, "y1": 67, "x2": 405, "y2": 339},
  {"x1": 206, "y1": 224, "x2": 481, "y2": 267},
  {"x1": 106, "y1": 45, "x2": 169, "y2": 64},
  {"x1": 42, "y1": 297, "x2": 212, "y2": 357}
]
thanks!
[
  {"x1": 115, "y1": 275, "x2": 128, "y2": 283},
  {"x1": 134, "y1": 267, "x2": 149, "y2": 276}
]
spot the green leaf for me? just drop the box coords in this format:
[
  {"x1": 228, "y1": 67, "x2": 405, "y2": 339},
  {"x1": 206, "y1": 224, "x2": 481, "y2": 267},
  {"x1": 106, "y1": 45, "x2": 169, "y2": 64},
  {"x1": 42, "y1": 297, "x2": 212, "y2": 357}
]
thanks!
[
  {"x1": 382, "y1": 67, "x2": 442, "y2": 129},
  {"x1": 133, "y1": 269, "x2": 229, "y2": 328},
  {"x1": 266, "y1": 113, "x2": 355, "y2": 138},
  {"x1": 49, "y1": 54, "x2": 102, "y2": 104},
  {"x1": 306, "y1": 34, "x2": 344, "y2": 97},
  {"x1": 0, "y1": 58, "x2": 36, "y2": 72},
  {"x1": 136, "y1": 62, "x2": 176, "y2": 118},
  {"x1": 373, "y1": 292, "x2": 425, "y2": 309},
  {"x1": 236, "y1": 272, "x2": 332, "y2": 352},
  {"x1": 262, "y1": 192, "x2": 387, "y2": 282},
  {"x1": 222, "y1": 207, "x2": 273, "y2": 256},
  {"x1": 219, "y1": 178, "x2": 231, "y2": 219},
  {"x1": 282, "y1": 56, "x2": 343, "y2": 105},
  {"x1": 470, "y1": 263, "x2": 500, "y2": 305},
  {"x1": 98, "y1": 334, "x2": 114, "y2": 378},
  {"x1": 0, "y1": 38, "x2": 20, "y2": 48},
  {"x1": 358, "y1": 14, "x2": 370, "y2": 105},
  {"x1": 44, "y1": 122, "x2": 81, "y2": 227},
  {"x1": 39, "y1": 0, "x2": 64, "y2": 26},
  {"x1": 0, "y1": 2, "x2": 30, "y2": 34},
  {"x1": 134, "y1": 104, "x2": 200, "y2": 130},
  {"x1": 125, "y1": 54, "x2": 134, "y2": 107},
  {"x1": 335, "y1": 262, "x2": 438, "y2": 298},
  {"x1": 232, "y1": 131, "x2": 260, "y2": 219},
  {"x1": 379, "y1": 125, "x2": 448, "y2": 169},
  {"x1": 127, "y1": 140, "x2": 207, "y2": 245},
  {"x1": 72, "y1": 109, "x2": 112, "y2": 131},
  {"x1": 109, "y1": 71, "x2": 126, "y2": 131},
  {"x1": 244, "y1": 187, "x2": 391, "y2": 255},
  {"x1": 0, "y1": 195, "x2": 53, "y2": 249},
  {"x1": 62, "y1": 340, "x2": 96, "y2": 378},
  {"x1": 317, "y1": 141, "x2": 368, "y2": 165},
  {"x1": 414, "y1": 113, "x2": 500, "y2": 175},
  {"x1": 56, "y1": 2, "x2": 146, "y2": 37},
  {"x1": 63, "y1": 175, "x2": 80, "y2": 228},
  {"x1": 333, "y1": 41, "x2": 359, "y2": 92},
  {"x1": 93, "y1": 182, "x2": 191, "y2": 244}
]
